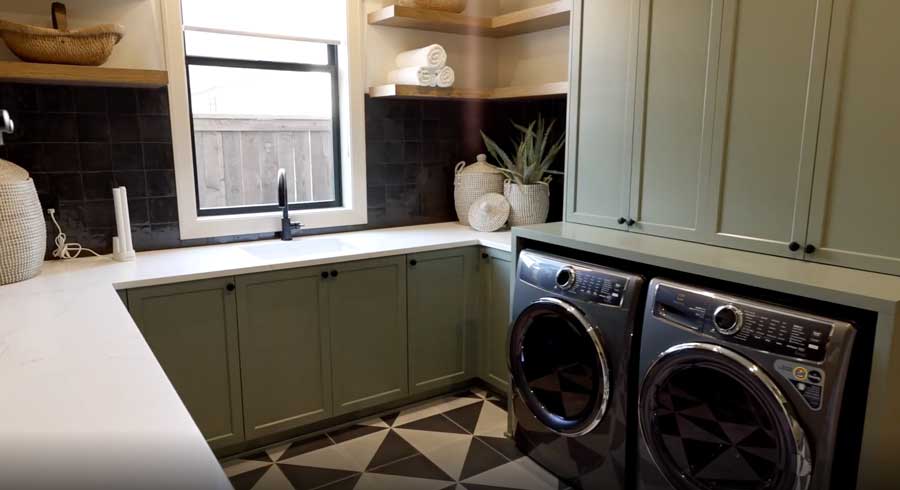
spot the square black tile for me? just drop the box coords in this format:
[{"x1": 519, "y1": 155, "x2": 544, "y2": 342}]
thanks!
[
  {"x1": 39, "y1": 114, "x2": 79, "y2": 142},
  {"x1": 82, "y1": 172, "x2": 115, "y2": 200},
  {"x1": 37, "y1": 86, "x2": 75, "y2": 113},
  {"x1": 83, "y1": 200, "x2": 116, "y2": 228},
  {"x1": 1, "y1": 83, "x2": 38, "y2": 111},
  {"x1": 138, "y1": 88, "x2": 170, "y2": 114},
  {"x1": 146, "y1": 170, "x2": 176, "y2": 197},
  {"x1": 112, "y1": 143, "x2": 144, "y2": 170},
  {"x1": 149, "y1": 197, "x2": 179, "y2": 223},
  {"x1": 128, "y1": 198, "x2": 150, "y2": 225},
  {"x1": 77, "y1": 114, "x2": 110, "y2": 142},
  {"x1": 142, "y1": 143, "x2": 174, "y2": 169},
  {"x1": 138, "y1": 115, "x2": 172, "y2": 142},
  {"x1": 114, "y1": 171, "x2": 147, "y2": 198},
  {"x1": 40, "y1": 143, "x2": 81, "y2": 172},
  {"x1": 74, "y1": 87, "x2": 107, "y2": 113},
  {"x1": 6, "y1": 143, "x2": 43, "y2": 172},
  {"x1": 49, "y1": 173, "x2": 84, "y2": 201},
  {"x1": 79, "y1": 143, "x2": 112, "y2": 171},
  {"x1": 107, "y1": 88, "x2": 138, "y2": 114},
  {"x1": 109, "y1": 114, "x2": 141, "y2": 142}
]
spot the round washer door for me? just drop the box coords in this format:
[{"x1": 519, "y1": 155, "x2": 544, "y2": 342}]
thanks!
[
  {"x1": 639, "y1": 343, "x2": 811, "y2": 490},
  {"x1": 509, "y1": 297, "x2": 610, "y2": 437}
]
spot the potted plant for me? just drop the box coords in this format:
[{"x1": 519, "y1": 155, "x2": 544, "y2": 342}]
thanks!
[{"x1": 481, "y1": 115, "x2": 565, "y2": 226}]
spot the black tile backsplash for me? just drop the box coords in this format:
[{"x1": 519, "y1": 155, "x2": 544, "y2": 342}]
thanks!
[{"x1": 1, "y1": 81, "x2": 566, "y2": 258}]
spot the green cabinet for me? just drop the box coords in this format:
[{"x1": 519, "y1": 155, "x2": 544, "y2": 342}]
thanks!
[
  {"x1": 407, "y1": 248, "x2": 479, "y2": 394},
  {"x1": 235, "y1": 268, "x2": 332, "y2": 440},
  {"x1": 480, "y1": 248, "x2": 513, "y2": 393},
  {"x1": 127, "y1": 277, "x2": 244, "y2": 449},
  {"x1": 327, "y1": 256, "x2": 408, "y2": 415}
]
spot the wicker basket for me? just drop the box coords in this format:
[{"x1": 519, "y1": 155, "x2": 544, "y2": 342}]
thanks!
[
  {"x1": 454, "y1": 154, "x2": 504, "y2": 226},
  {"x1": 0, "y1": 3, "x2": 124, "y2": 66},
  {"x1": 395, "y1": 0, "x2": 468, "y2": 13},
  {"x1": 0, "y1": 161, "x2": 46, "y2": 285},
  {"x1": 504, "y1": 181, "x2": 550, "y2": 227}
]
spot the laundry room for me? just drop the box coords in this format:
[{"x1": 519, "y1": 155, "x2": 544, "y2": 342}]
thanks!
[{"x1": 1, "y1": 1, "x2": 899, "y2": 490}]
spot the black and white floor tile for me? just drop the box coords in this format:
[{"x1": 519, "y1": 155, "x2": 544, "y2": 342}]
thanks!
[{"x1": 222, "y1": 389, "x2": 566, "y2": 490}]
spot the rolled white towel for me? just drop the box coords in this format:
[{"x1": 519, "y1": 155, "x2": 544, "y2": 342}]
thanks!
[
  {"x1": 388, "y1": 66, "x2": 438, "y2": 87},
  {"x1": 436, "y1": 66, "x2": 455, "y2": 88},
  {"x1": 395, "y1": 44, "x2": 447, "y2": 70}
]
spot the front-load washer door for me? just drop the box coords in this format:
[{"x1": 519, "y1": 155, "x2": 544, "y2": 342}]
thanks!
[
  {"x1": 509, "y1": 297, "x2": 610, "y2": 437},
  {"x1": 639, "y1": 343, "x2": 811, "y2": 490}
]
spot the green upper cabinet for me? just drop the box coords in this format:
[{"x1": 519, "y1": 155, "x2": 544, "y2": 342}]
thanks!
[
  {"x1": 327, "y1": 256, "x2": 408, "y2": 416},
  {"x1": 565, "y1": 0, "x2": 639, "y2": 229},
  {"x1": 702, "y1": 0, "x2": 833, "y2": 257},
  {"x1": 628, "y1": 0, "x2": 720, "y2": 241},
  {"x1": 480, "y1": 248, "x2": 513, "y2": 393},
  {"x1": 407, "y1": 248, "x2": 478, "y2": 394},
  {"x1": 235, "y1": 267, "x2": 332, "y2": 440},
  {"x1": 127, "y1": 277, "x2": 244, "y2": 449},
  {"x1": 804, "y1": 0, "x2": 900, "y2": 275}
]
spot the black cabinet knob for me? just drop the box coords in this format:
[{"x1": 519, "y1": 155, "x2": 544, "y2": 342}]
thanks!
[
  {"x1": 617, "y1": 217, "x2": 627, "y2": 225},
  {"x1": 409, "y1": 259, "x2": 418, "y2": 267},
  {"x1": 225, "y1": 283, "x2": 235, "y2": 292},
  {"x1": 321, "y1": 271, "x2": 329, "y2": 279},
  {"x1": 626, "y1": 219, "x2": 636, "y2": 226},
  {"x1": 330, "y1": 270, "x2": 338, "y2": 277},
  {"x1": 481, "y1": 252, "x2": 489, "y2": 259},
  {"x1": 805, "y1": 244, "x2": 816, "y2": 254},
  {"x1": 789, "y1": 242, "x2": 801, "y2": 252}
]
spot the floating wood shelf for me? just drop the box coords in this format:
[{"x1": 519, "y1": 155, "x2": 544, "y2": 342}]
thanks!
[
  {"x1": 368, "y1": 0, "x2": 571, "y2": 38},
  {"x1": 368, "y1": 82, "x2": 568, "y2": 100},
  {"x1": 0, "y1": 61, "x2": 168, "y2": 88}
]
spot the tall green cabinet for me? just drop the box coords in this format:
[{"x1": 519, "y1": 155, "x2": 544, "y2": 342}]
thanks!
[{"x1": 127, "y1": 277, "x2": 245, "y2": 449}]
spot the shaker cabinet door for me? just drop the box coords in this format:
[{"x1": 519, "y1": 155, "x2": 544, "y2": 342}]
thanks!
[
  {"x1": 702, "y1": 0, "x2": 833, "y2": 257},
  {"x1": 565, "y1": 0, "x2": 639, "y2": 229},
  {"x1": 805, "y1": 0, "x2": 900, "y2": 275},
  {"x1": 480, "y1": 248, "x2": 513, "y2": 393}
]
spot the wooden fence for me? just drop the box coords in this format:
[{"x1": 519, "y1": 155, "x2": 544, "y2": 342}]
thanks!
[{"x1": 193, "y1": 116, "x2": 335, "y2": 209}]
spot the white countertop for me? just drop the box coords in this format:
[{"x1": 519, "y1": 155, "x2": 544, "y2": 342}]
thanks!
[{"x1": 0, "y1": 222, "x2": 511, "y2": 489}]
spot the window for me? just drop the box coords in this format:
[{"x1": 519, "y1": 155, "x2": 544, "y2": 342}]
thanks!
[{"x1": 162, "y1": 0, "x2": 367, "y2": 239}]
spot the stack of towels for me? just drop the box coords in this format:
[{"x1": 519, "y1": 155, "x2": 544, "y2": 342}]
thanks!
[{"x1": 388, "y1": 44, "x2": 456, "y2": 88}]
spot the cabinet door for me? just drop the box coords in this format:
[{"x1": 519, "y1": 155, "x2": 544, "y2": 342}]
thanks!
[
  {"x1": 128, "y1": 277, "x2": 244, "y2": 449},
  {"x1": 328, "y1": 256, "x2": 408, "y2": 415},
  {"x1": 481, "y1": 248, "x2": 513, "y2": 393},
  {"x1": 235, "y1": 268, "x2": 332, "y2": 440},
  {"x1": 805, "y1": 0, "x2": 900, "y2": 275},
  {"x1": 565, "y1": 0, "x2": 640, "y2": 229},
  {"x1": 407, "y1": 248, "x2": 478, "y2": 394},
  {"x1": 703, "y1": 0, "x2": 833, "y2": 257},
  {"x1": 628, "y1": 0, "x2": 721, "y2": 240}
]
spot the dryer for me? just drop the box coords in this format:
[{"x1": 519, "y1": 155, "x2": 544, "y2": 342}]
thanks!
[
  {"x1": 636, "y1": 278, "x2": 857, "y2": 490},
  {"x1": 509, "y1": 250, "x2": 644, "y2": 490}
]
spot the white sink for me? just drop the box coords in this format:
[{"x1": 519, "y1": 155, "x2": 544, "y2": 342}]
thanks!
[{"x1": 239, "y1": 237, "x2": 357, "y2": 260}]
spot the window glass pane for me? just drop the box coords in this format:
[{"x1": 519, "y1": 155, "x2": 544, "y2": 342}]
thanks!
[
  {"x1": 181, "y1": 0, "x2": 346, "y2": 42},
  {"x1": 185, "y1": 31, "x2": 329, "y2": 65},
  {"x1": 189, "y1": 65, "x2": 336, "y2": 210}
]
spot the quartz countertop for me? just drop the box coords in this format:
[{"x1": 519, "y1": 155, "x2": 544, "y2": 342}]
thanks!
[{"x1": 0, "y1": 222, "x2": 511, "y2": 489}]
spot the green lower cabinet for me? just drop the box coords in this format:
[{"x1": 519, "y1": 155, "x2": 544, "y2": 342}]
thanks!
[
  {"x1": 235, "y1": 268, "x2": 332, "y2": 440},
  {"x1": 407, "y1": 247, "x2": 479, "y2": 394},
  {"x1": 127, "y1": 277, "x2": 245, "y2": 449},
  {"x1": 328, "y1": 256, "x2": 408, "y2": 415},
  {"x1": 480, "y1": 248, "x2": 512, "y2": 392}
]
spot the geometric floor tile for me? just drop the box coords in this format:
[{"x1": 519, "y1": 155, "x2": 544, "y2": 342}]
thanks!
[{"x1": 221, "y1": 389, "x2": 565, "y2": 490}]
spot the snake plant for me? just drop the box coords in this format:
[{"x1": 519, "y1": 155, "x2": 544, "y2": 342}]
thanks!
[{"x1": 480, "y1": 115, "x2": 565, "y2": 186}]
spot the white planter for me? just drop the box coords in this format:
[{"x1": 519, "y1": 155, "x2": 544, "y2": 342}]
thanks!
[{"x1": 504, "y1": 181, "x2": 550, "y2": 226}]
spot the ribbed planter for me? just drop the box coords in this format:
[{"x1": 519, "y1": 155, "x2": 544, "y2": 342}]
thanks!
[{"x1": 504, "y1": 181, "x2": 550, "y2": 227}]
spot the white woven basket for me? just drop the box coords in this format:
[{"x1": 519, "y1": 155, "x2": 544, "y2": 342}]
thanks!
[
  {"x1": 0, "y1": 177, "x2": 46, "y2": 285},
  {"x1": 504, "y1": 181, "x2": 550, "y2": 227},
  {"x1": 453, "y1": 157, "x2": 504, "y2": 226}
]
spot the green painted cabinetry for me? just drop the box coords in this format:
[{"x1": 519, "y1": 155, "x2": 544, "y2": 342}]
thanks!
[
  {"x1": 327, "y1": 256, "x2": 408, "y2": 415},
  {"x1": 127, "y1": 277, "x2": 244, "y2": 449},
  {"x1": 235, "y1": 268, "x2": 332, "y2": 440},
  {"x1": 407, "y1": 247, "x2": 479, "y2": 394},
  {"x1": 480, "y1": 248, "x2": 512, "y2": 392}
]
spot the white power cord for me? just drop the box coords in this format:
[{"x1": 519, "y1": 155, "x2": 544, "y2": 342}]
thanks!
[{"x1": 47, "y1": 208, "x2": 101, "y2": 259}]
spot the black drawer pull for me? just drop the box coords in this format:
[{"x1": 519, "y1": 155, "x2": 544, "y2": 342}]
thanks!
[
  {"x1": 330, "y1": 270, "x2": 338, "y2": 277},
  {"x1": 789, "y1": 242, "x2": 801, "y2": 252},
  {"x1": 805, "y1": 244, "x2": 816, "y2": 254},
  {"x1": 225, "y1": 283, "x2": 235, "y2": 292},
  {"x1": 409, "y1": 259, "x2": 418, "y2": 267},
  {"x1": 321, "y1": 271, "x2": 329, "y2": 279}
]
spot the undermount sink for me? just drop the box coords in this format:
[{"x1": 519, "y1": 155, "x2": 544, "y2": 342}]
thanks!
[{"x1": 239, "y1": 237, "x2": 357, "y2": 260}]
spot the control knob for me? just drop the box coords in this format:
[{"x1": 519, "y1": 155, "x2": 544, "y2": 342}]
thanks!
[
  {"x1": 555, "y1": 267, "x2": 576, "y2": 290},
  {"x1": 713, "y1": 304, "x2": 743, "y2": 335}
]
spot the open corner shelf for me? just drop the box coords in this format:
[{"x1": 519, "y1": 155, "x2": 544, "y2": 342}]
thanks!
[
  {"x1": 0, "y1": 61, "x2": 168, "y2": 88},
  {"x1": 368, "y1": 0, "x2": 571, "y2": 38},
  {"x1": 368, "y1": 81, "x2": 568, "y2": 101}
]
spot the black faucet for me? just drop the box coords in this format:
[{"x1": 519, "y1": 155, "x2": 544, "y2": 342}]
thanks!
[{"x1": 277, "y1": 168, "x2": 302, "y2": 241}]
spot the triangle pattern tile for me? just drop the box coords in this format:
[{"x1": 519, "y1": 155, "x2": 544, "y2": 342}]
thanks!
[
  {"x1": 330, "y1": 424, "x2": 389, "y2": 444},
  {"x1": 228, "y1": 465, "x2": 271, "y2": 490},
  {"x1": 278, "y1": 435, "x2": 333, "y2": 462},
  {"x1": 463, "y1": 484, "x2": 534, "y2": 490},
  {"x1": 473, "y1": 401, "x2": 508, "y2": 437},
  {"x1": 223, "y1": 458, "x2": 272, "y2": 478},
  {"x1": 477, "y1": 436, "x2": 523, "y2": 461},
  {"x1": 242, "y1": 450, "x2": 273, "y2": 463},
  {"x1": 393, "y1": 396, "x2": 482, "y2": 427},
  {"x1": 318, "y1": 473, "x2": 363, "y2": 490},
  {"x1": 394, "y1": 428, "x2": 474, "y2": 481},
  {"x1": 359, "y1": 417, "x2": 390, "y2": 428},
  {"x1": 397, "y1": 413, "x2": 469, "y2": 434},
  {"x1": 278, "y1": 464, "x2": 359, "y2": 490},
  {"x1": 381, "y1": 412, "x2": 400, "y2": 427},
  {"x1": 371, "y1": 453, "x2": 455, "y2": 481},
  {"x1": 355, "y1": 472, "x2": 455, "y2": 490},
  {"x1": 367, "y1": 430, "x2": 420, "y2": 470},
  {"x1": 443, "y1": 401, "x2": 484, "y2": 433},
  {"x1": 514, "y1": 457, "x2": 565, "y2": 490},
  {"x1": 462, "y1": 459, "x2": 557, "y2": 490},
  {"x1": 459, "y1": 437, "x2": 510, "y2": 481},
  {"x1": 251, "y1": 464, "x2": 295, "y2": 490},
  {"x1": 266, "y1": 443, "x2": 292, "y2": 462},
  {"x1": 280, "y1": 430, "x2": 388, "y2": 472}
]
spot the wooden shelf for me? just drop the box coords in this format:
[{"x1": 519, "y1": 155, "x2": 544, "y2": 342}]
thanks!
[
  {"x1": 0, "y1": 61, "x2": 168, "y2": 88},
  {"x1": 368, "y1": 82, "x2": 568, "y2": 100},
  {"x1": 368, "y1": 0, "x2": 571, "y2": 38}
]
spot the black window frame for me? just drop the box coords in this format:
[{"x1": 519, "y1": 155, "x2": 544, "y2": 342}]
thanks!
[{"x1": 184, "y1": 43, "x2": 343, "y2": 217}]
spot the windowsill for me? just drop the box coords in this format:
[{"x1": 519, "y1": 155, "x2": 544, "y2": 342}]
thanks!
[{"x1": 178, "y1": 205, "x2": 367, "y2": 240}]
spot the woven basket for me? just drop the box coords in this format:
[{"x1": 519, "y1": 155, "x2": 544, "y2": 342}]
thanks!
[
  {"x1": 504, "y1": 181, "x2": 550, "y2": 227},
  {"x1": 454, "y1": 155, "x2": 504, "y2": 226},
  {"x1": 0, "y1": 3, "x2": 124, "y2": 66},
  {"x1": 395, "y1": 0, "x2": 468, "y2": 13},
  {"x1": 0, "y1": 171, "x2": 46, "y2": 285}
]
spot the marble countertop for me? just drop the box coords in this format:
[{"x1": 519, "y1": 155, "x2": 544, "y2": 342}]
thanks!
[{"x1": 0, "y1": 222, "x2": 511, "y2": 489}]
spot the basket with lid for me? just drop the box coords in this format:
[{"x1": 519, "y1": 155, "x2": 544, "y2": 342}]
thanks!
[{"x1": 454, "y1": 154, "x2": 504, "y2": 226}]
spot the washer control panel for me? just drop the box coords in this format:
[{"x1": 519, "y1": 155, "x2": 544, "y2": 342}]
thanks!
[
  {"x1": 518, "y1": 250, "x2": 632, "y2": 307},
  {"x1": 652, "y1": 282, "x2": 834, "y2": 363}
]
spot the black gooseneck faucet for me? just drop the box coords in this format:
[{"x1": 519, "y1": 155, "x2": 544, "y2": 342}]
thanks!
[{"x1": 277, "y1": 168, "x2": 302, "y2": 241}]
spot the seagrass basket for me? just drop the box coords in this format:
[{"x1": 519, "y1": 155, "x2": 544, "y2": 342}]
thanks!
[
  {"x1": 0, "y1": 3, "x2": 124, "y2": 66},
  {"x1": 0, "y1": 160, "x2": 45, "y2": 285}
]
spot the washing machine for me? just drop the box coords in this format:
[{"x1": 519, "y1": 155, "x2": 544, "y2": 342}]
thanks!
[
  {"x1": 509, "y1": 250, "x2": 644, "y2": 490},
  {"x1": 636, "y1": 278, "x2": 857, "y2": 490}
]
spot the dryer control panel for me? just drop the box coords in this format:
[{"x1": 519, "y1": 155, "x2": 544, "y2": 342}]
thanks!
[
  {"x1": 652, "y1": 282, "x2": 835, "y2": 363},
  {"x1": 518, "y1": 250, "x2": 632, "y2": 307}
]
